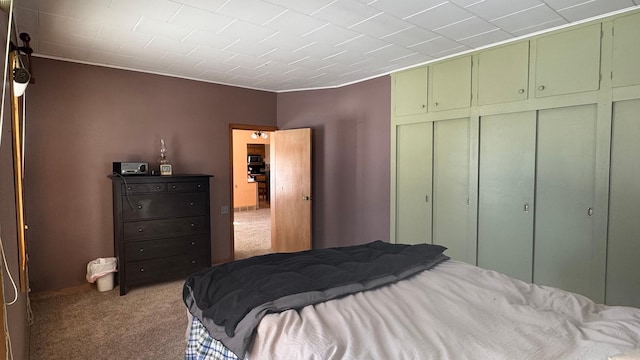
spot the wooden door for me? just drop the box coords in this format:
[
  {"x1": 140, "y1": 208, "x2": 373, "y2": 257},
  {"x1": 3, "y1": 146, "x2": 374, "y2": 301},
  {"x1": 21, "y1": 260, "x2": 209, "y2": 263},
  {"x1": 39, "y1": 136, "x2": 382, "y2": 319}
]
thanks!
[
  {"x1": 477, "y1": 112, "x2": 536, "y2": 282},
  {"x1": 433, "y1": 118, "x2": 472, "y2": 263},
  {"x1": 271, "y1": 128, "x2": 312, "y2": 252},
  {"x1": 534, "y1": 105, "x2": 600, "y2": 300},
  {"x1": 396, "y1": 122, "x2": 433, "y2": 245}
]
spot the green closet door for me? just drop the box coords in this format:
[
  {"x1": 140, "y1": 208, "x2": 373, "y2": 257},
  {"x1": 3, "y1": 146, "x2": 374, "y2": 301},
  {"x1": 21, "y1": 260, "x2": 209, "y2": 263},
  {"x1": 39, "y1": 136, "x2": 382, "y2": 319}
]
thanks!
[
  {"x1": 394, "y1": 67, "x2": 428, "y2": 117},
  {"x1": 612, "y1": 12, "x2": 640, "y2": 88},
  {"x1": 431, "y1": 57, "x2": 471, "y2": 111},
  {"x1": 433, "y1": 118, "x2": 472, "y2": 263},
  {"x1": 478, "y1": 112, "x2": 536, "y2": 282},
  {"x1": 396, "y1": 122, "x2": 433, "y2": 245},
  {"x1": 607, "y1": 99, "x2": 640, "y2": 307},
  {"x1": 478, "y1": 42, "x2": 530, "y2": 105},
  {"x1": 534, "y1": 105, "x2": 599, "y2": 300}
]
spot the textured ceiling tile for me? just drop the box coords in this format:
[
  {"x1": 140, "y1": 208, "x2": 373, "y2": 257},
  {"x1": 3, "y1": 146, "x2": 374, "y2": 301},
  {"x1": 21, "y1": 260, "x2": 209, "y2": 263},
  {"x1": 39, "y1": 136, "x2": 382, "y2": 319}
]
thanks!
[
  {"x1": 389, "y1": 53, "x2": 433, "y2": 67},
  {"x1": 380, "y1": 26, "x2": 440, "y2": 47},
  {"x1": 217, "y1": 20, "x2": 278, "y2": 42},
  {"x1": 449, "y1": 0, "x2": 488, "y2": 7},
  {"x1": 169, "y1": 0, "x2": 228, "y2": 12},
  {"x1": 365, "y1": 43, "x2": 417, "y2": 61},
  {"x1": 263, "y1": 0, "x2": 337, "y2": 15},
  {"x1": 309, "y1": 0, "x2": 382, "y2": 28},
  {"x1": 464, "y1": 0, "x2": 544, "y2": 20},
  {"x1": 556, "y1": 0, "x2": 636, "y2": 21},
  {"x1": 145, "y1": 36, "x2": 200, "y2": 56},
  {"x1": 334, "y1": 34, "x2": 392, "y2": 53},
  {"x1": 511, "y1": 17, "x2": 567, "y2": 36},
  {"x1": 301, "y1": 23, "x2": 361, "y2": 45},
  {"x1": 347, "y1": 12, "x2": 413, "y2": 38},
  {"x1": 368, "y1": 0, "x2": 451, "y2": 19},
  {"x1": 457, "y1": 28, "x2": 512, "y2": 48},
  {"x1": 409, "y1": 36, "x2": 467, "y2": 56},
  {"x1": 491, "y1": 4, "x2": 563, "y2": 33},
  {"x1": 38, "y1": 41, "x2": 92, "y2": 60},
  {"x1": 404, "y1": 2, "x2": 475, "y2": 31},
  {"x1": 434, "y1": 16, "x2": 497, "y2": 40},
  {"x1": 182, "y1": 31, "x2": 238, "y2": 50},
  {"x1": 216, "y1": 0, "x2": 288, "y2": 24},
  {"x1": 39, "y1": 13, "x2": 101, "y2": 38},
  {"x1": 258, "y1": 32, "x2": 314, "y2": 51},
  {"x1": 108, "y1": 0, "x2": 182, "y2": 22},
  {"x1": 86, "y1": 50, "x2": 132, "y2": 67},
  {"x1": 98, "y1": 25, "x2": 154, "y2": 47},
  {"x1": 118, "y1": 43, "x2": 167, "y2": 59},
  {"x1": 224, "y1": 40, "x2": 278, "y2": 57},
  {"x1": 263, "y1": 10, "x2": 328, "y2": 36},
  {"x1": 169, "y1": 5, "x2": 236, "y2": 33},
  {"x1": 129, "y1": 57, "x2": 172, "y2": 72},
  {"x1": 133, "y1": 17, "x2": 193, "y2": 41}
]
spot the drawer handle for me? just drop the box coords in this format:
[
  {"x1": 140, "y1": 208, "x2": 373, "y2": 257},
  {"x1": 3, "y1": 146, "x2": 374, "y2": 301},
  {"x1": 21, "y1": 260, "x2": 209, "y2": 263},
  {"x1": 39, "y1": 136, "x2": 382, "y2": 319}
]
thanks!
[
  {"x1": 137, "y1": 205, "x2": 142, "y2": 209},
  {"x1": 190, "y1": 223, "x2": 195, "y2": 228},
  {"x1": 156, "y1": 185, "x2": 161, "y2": 190},
  {"x1": 191, "y1": 260, "x2": 196, "y2": 264},
  {"x1": 189, "y1": 202, "x2": 195, "y2": 206},
  {"x1": 139, "y1": 248, "x2": 144, "y2": 252},
  {"x1": 197, "y1": 184, "x2": 202, "y2": 188},
  {"x1": 127, "y1": 186, "x2": 132, "y2": 191},
  {"x1": 191, "y1": 241, "x2": 195, "y2": 246},
  {"x1": 138, "y1": 228, "x2": 143, "y2": 232},
  {"x1": 172, "y1": 185, "x2": 177, "y2": 189},
  {"x1": 140, "y1": 268, "x2": 145, "y2": 272}
]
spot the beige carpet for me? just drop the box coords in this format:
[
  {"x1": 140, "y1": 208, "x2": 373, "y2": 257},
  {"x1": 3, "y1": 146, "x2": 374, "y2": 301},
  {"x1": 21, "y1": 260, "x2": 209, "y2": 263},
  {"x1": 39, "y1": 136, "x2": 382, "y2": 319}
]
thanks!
[
  {"x1": 29, "y1": 280, "x2": 186, "y2": 360},
  {"x1": 234, "y1": 208, "x2": 272, "y2": 260}
]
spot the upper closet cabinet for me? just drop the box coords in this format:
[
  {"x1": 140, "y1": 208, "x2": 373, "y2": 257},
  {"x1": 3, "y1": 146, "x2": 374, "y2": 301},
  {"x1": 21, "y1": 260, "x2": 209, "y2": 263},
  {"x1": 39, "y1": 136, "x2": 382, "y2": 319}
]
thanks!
[
  {"x1": 393, "y1": 67, "x2": 428, "y2": 117},
  {"x1": 534, "y1": 24, "x2": 601, "y2": 98},
  {"x1": 430, "y1": 57, "x2": 472, "y2": 111},
  {"x1": 478, "y1": 42, "x2": 529, "y2": 105},
  {"x1": 612, "y1": 12, "x2": 640, "y2": 88},
  {"x1": 395, "y1": 122, "x2": 433, "y2": 245}
]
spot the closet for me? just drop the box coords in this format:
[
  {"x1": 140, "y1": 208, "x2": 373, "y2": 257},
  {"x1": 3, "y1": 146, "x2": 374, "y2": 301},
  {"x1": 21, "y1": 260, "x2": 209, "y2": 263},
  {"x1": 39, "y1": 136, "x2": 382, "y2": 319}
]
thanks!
[{"x1": 391, "y1": 9, "x2": 640, "y2": 307}]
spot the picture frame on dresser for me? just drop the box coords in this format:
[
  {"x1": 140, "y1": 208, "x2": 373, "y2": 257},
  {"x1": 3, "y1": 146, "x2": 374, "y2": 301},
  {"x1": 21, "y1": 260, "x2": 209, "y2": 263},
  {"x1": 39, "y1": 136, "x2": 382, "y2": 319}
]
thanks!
[{"x1": 108, "y1": 174, "x2": 213, "y2": 295}]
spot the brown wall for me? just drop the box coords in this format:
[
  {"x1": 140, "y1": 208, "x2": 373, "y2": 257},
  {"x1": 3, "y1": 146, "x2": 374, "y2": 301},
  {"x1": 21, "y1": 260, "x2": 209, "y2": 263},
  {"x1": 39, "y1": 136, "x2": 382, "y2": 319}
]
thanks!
[
  {"x1": 25, "y1": 58, "x2": 277, "y2": 292},
  {"x1": 276, "y1": 76, "x2": 391, "y2": 249}
]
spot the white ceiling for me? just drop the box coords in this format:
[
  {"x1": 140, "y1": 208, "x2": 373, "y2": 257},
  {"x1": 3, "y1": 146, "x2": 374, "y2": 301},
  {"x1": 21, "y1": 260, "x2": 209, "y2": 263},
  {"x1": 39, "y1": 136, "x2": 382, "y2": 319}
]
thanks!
[{"x1": 12, "y1": 0, "x2": 640, "y2": 92}]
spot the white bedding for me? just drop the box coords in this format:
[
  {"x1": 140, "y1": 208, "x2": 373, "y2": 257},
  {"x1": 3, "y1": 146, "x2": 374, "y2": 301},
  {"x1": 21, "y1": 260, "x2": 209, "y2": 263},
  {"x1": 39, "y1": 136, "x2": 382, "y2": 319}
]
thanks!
[{"x1": 246, "y1": 261, "x2": 640, "y2": 360}]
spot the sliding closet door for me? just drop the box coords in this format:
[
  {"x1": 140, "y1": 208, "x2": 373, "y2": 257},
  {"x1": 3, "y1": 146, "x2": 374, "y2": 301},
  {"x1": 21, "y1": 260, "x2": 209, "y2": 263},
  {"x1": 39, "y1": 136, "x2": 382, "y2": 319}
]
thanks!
[
  {"x1": 534, "y1": 105, "x2": 598, "y2": 299},
  {"x1": 433, "y1": 118, "x2": 472, "y2": 263},
  {"x1": 396, "y1": 122, "x2": 433, "y2": 245},
  {"x1": 607, "y1": 99, "x2": 640, "y2": 307},
  {"x1": 478, "y1": 112, "x2": 536, "y2": 282}
]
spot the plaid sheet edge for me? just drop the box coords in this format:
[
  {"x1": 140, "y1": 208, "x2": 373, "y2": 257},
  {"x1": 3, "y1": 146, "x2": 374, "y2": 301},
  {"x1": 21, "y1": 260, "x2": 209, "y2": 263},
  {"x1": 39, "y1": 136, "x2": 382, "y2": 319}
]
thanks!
[{"x1": 186, "y1": 315, "x2": 241, "y2": 360}]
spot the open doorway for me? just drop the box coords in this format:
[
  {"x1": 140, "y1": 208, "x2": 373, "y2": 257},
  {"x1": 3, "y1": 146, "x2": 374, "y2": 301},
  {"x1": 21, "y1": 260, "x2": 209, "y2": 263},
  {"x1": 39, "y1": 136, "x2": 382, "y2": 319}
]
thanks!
[{"x1": 230, "y1": 125, "x2": 277, "y2": 260}]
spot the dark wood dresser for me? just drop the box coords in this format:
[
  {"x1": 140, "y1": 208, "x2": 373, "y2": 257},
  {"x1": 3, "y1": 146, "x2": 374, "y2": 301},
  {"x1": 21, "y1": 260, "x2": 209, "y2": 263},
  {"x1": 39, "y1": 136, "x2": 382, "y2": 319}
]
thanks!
[{"x1": 110, "y1": 174, "x2": 213, "y2": 295}]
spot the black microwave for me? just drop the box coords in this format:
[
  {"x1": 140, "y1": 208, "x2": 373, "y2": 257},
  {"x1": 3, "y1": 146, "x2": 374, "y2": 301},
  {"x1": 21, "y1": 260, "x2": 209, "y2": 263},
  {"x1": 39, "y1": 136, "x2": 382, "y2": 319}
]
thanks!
[{"x1": 248, "y1": 155, "x2": 262, "y2": 163}]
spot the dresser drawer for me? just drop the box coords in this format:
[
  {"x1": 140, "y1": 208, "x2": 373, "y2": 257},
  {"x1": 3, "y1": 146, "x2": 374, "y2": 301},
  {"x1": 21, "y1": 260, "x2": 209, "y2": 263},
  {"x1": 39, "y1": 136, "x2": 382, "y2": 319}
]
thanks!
[
  {"x1": 122, "y1": 192, "x2": 207, "y2": 220},
  {"x1": 122, "y1": 182, "x2": 167, "y2": 193},
  {"x1": 168, "y1": 181, "x2": 207, "y2": 192},
  {"x1": 125, "y1": 254, "x2": 210, "y2": 284},
  {"x1": 124, "y1": 236, "x2": 208, "y2": 262},
  {"x1": 123, "y1": 216, "x2": 208, "y2": 241}
]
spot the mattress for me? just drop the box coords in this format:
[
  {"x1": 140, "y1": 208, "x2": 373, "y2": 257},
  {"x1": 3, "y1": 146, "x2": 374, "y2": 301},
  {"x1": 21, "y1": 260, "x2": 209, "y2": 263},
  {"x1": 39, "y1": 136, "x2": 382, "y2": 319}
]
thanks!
[{"x1": 185, "y1": 260, "x2": 640, "y2": 360}]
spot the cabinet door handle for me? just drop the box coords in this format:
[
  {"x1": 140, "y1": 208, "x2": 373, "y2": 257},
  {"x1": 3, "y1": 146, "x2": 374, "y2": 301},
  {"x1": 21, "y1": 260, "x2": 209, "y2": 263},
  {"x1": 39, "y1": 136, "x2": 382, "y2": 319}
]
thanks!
[
  {"x1": 127, "y1": 186, "x2": 132, "y2": 191},
  {"x1": 189, "y1": 202, "x2": 194, "y2": 206},
  {"x1": 137, "y1": 205, "x2": 142, "y2": 209},
  {"x1": 197, "y1": 184, "x2": 202, "y2": 188},
  {"x1": 523, "y1": 203, "x2": 529, "y2": 212},
  {"x1": 172, "y1": 185, "x2": 177, "y2": 189},
  {"x1": 190, "y1": 223, "x2": 195, "y2": 227},
  {"x1": 434, "y1": 102, "x2": 439, "y2": 107},
  {"x1": 421, "y1": 104, "x2": 426, "y2": 109},
  {"x1": 588, "y1": 208, "x2": 593, "y2": 217},
  {"x1": 138, "y1": 228, "x2": 143, "y2": 232},
  {"x1": 139, "y1": 248, "x2": 144, "y2": 252},
  {"x1": 156, "y1": 185, "x2": 161, "y2": 190},
  {"x1": 139, "y1": 268, "x2": 145, "y2": 272},
  {"x1": 191, "y1": 241, "x2": 196, "y2": 246},
  {"x1": 518, "y1": 89, "x2": 525, "y2": 94},
  {"x1": 303, "y1": 196, "x2": 311, "y2": 200},
  {"x1": 191, "y1": 260, "x2": 196, "y2": 264},
  {"x1": 538, "y1": 85, "x2": 545, "y2": 91},
  {"x1": 425, "y1": 195, "x2": 430, "y2": 203}
]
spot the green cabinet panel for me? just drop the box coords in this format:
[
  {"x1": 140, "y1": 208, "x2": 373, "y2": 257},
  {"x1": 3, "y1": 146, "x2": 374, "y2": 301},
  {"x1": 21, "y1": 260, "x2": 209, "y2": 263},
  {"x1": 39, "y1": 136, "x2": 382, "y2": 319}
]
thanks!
[
  {"x1": 535, "y1": 24, "x2": 601, "y2": 97},
  {"x1": 430, "y1": 57, "x2": 471, "y2": 111},
  {"x1": 607, "y1": 99, "x2": 640, "y2": 307},
  {"x1": 478, "y1": 112, "x2": 536, "y2": 282},
  {"x1": 478, "y1": 42, "x2": 530, "y2": 105},
  {"x1": 534, "y1": 105, "x2": 600, "y2": 300},
  {"x1": 433, "y1": 118, "x2": 472, "y2": 263},
  {"x1": 612, "y1": 12, "x2": 640, "y2": 88},
  {"x1": 396, "y1": 122, "x2": 433, "y2": 245},
  {"x1": 393, "y1": 67, "x2": 428, "y2": 117}
]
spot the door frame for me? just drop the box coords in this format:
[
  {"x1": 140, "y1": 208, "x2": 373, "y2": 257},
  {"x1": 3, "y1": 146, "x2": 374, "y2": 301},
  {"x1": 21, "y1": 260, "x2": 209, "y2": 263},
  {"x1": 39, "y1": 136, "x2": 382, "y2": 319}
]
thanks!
[{"x1": 228, "y1": 124, "x2": 278, "y2": 261}]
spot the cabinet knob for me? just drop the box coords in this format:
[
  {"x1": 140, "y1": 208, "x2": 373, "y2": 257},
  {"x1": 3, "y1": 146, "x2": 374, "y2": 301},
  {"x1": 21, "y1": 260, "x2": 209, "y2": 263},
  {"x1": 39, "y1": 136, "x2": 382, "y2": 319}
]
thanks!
[
  {"x1": 191, "y1": 260, "x2": 196, "y2": 264},
  {"x1": 523, "y1": 203, "x2": 529, "y2": 212},
  {"x1": 137, "y1": 205, "x2": 142, "y2": 209},
  {"x1": 189, "y1": 202, "x2": 195, "y2": 206},
  {"x1": 197, "y1": 184, "x2": 202, "y2": 188},
  {"x1": 538, "y1": 85, "x2": 545, "y2": 91},
  {"x1": 434, "y1": 102, "x2": 439, "y2": 107},
  {"x1": 139, "y1": 248, "x2": 144, "y2": 252},
  {"x1": 172, "y1": 185, "x2": 177, "y2": 189},
  {"x1": 139, "y1": 268, "x2": 145, "y2": 272},
  {"x1": 190, "y1": 223, "x2": 195, "y2": 227},
  {"x1": 156, "y1": 185, "x2": 161, "y2": 189},
  {"x1": 421, "y1": 104, "x2": 426, "y2": 109},
  {"x1": 138, "y1": 228, "x2": 143, "y2": 232},
  {"x1": 303, "y1": 196, "x2": 311, "y2": 201},
  {"x1": 588, "y1": 207, "x2": 593, "y2": 217},
  {"x1": 191, "y1": 241, "x2": 195, "y2": 246},
  {"x1": 518, "y1": 89, "x2": 525, "y2": 94},
  {"x1": 127, "y1": 186, "x2": 132, "y2": 191}
]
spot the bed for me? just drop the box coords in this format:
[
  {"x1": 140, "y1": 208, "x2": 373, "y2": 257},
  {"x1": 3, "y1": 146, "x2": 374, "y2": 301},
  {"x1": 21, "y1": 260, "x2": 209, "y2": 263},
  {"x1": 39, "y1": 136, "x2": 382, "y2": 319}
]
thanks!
[{"x1": 182, "y1": 241, "x2": 640, "y2": 360}]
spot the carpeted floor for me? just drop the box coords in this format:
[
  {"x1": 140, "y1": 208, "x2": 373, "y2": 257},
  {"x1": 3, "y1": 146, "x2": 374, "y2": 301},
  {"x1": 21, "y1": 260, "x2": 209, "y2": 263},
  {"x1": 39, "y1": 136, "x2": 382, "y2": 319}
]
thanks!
[
  {"x1": 234, "y1": 208, "x2": 272, "y2": 260},
  {"x1": 29, "y1": 279, "x2": 186, "y2": 360},
  {"x1": 28, "y1": 208, "x2": 271, "y2": 359}
]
